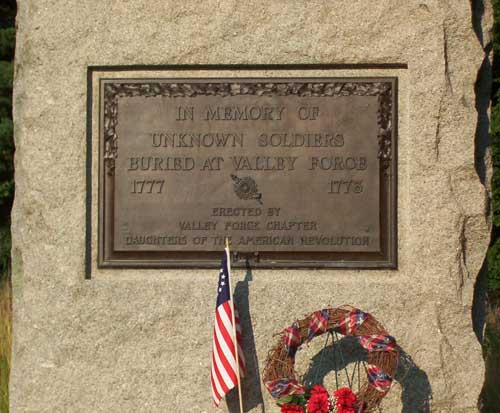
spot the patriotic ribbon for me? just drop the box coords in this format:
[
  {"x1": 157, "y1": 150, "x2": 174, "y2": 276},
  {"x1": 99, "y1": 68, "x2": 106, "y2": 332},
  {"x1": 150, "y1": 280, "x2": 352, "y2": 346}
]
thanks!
[
  {"x1": 307, "y1": 309, "x2": 329, "y2": 341},
  {"x1": 283, "y1": 322, "x2": 301, "y2": 357},
  {"x1": 366, "y1": 364, "x2": 393, "y2": 393},
  {"x1": 265, "y1": 378, "x2": 305, "y2": 399},
  {"x1": 359, "y1": 335, "x2": 397, "y2": 352},
  {"x1": 337, "y1": 308, "x2": 369, "y2": 335}
]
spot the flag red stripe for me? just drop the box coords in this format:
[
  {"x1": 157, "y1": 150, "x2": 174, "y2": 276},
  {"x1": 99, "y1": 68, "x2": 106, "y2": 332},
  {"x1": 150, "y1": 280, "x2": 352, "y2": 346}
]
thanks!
[
  {"x1": 215, "y1": 306, "x2": 235, "y2": 358},
  {"x1": 212, "y1": 332, "x2": 236, "y2": 407},
  {"x1": 210, "y1": 357, "x2": 223, "y2": 405},
  {"x1": 212, "y1": 303, "x2": 241, "y2": 406},
  {"x1": 210, "y1": 368, "x2": 222, "y2": 401},
  {"x1": 211, "y1": 365, "x2": 225, "y2": 407},
  {"x1": 220, "y1": 303, "x2": 245, "y2": 373},
  {"x1": 211, "y1": 349, "x2": 231, "y2": 395},
  {"x1": 213, "y1": 330, "x2": 237, "y2": 387},
  {"x1": 217, "y1": 302, "x2": 245, "y2": 371},
  {"x1": 213, "y1": 314, "x2": 237, "y2": 385},
  {"x1": 216, "y1": 305, "x2": 237, "y2": 359}
]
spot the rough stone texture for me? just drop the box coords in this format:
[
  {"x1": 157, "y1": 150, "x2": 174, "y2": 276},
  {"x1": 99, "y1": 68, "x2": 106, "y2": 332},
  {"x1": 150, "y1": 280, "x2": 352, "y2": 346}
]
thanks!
[{"x1": 11, "y1": 1, "x2": 492, "y2": 412}]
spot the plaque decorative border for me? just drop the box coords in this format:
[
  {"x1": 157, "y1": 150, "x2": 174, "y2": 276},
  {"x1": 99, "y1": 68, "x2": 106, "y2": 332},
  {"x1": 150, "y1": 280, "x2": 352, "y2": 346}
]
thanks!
[
  {"x1": 94, "y1": 76, "x2": 397, "y2": 271},
  {"x1": 103, "y1": 81, "x2": 393, "y2": 175}
]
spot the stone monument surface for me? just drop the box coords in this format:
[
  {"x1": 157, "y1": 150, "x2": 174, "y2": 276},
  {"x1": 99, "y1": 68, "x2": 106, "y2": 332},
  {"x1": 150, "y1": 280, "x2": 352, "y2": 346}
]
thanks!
[{"x1": 11, "y1": 1, "x2": 492, "y2": 412}]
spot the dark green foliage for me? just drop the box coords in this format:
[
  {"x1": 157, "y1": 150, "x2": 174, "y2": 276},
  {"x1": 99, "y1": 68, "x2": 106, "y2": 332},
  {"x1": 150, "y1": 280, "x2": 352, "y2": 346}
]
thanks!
[
  {"x1": 484, "y1": 3, "x2": 500, "y2": 413},
  {"x1": 0, "y1": 61, "x2": 12, "y2": 94},
  {"x1": 0, "y1": 0, "x2": 16, "y2": 29},
  {"x1": 0, "y1": 96, "x2": 10, "y2": 119},
  {"x1": 0, "y1": 0, "x2": 15, "y2": 222},
  {"x1": 0, "y1": 226, "x2": 9, "y2": 276},
  {"x1": 488, "y1": 239, "x2": 500, "y2": 296},
  {"x1": 490, "y1": 0, "x2": 500, "y2": 294},
  {"x1": 0, "y1": 57, "x2": 13, "y2": 217},
  {"x1": 491, "y1": 97, "x2": 500, "y2": 230},
  {"x1": 0, "y1": 28, "x2": 14, "y2": 61},
  {"x1": 0, "y1": 6, "x2": 13, "y2": 411},
  {"x1": 493, "y1": 0, "x2": 500, "y2": 82}
]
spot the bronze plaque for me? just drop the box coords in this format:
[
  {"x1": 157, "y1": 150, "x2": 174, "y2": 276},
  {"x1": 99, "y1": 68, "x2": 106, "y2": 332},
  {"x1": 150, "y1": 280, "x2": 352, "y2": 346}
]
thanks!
[{"x1": 97, "y1": 77, "x2": 397, "y2": 268}]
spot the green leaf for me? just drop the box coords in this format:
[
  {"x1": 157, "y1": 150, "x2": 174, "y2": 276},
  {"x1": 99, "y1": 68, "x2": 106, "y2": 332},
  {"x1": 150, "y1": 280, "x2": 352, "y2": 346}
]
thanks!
[
  {"x1": 276, "y1": 394, "x2": 306, "y2": 408},
  {"x1": 276, "y1": 395, "x2": 294, "y2": 406}
]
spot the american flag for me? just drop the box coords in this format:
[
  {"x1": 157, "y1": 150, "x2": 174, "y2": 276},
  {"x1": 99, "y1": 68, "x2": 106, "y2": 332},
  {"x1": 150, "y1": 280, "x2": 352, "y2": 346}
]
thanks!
[{"x1": 210, "y1": 248, "x2": 246, "y2": 407}]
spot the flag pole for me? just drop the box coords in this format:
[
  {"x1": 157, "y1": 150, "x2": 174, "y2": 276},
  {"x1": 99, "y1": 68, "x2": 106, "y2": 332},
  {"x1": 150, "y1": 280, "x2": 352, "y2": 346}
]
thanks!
[{"x1": 225, "y1": 237, "x2": 244, "y2": 413}]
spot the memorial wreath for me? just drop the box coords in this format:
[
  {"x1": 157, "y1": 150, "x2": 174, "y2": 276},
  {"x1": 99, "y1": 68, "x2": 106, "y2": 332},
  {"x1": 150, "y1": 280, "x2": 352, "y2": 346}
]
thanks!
[{"x1": 262, "y1": 306, "x2": 399, "y2": 413}]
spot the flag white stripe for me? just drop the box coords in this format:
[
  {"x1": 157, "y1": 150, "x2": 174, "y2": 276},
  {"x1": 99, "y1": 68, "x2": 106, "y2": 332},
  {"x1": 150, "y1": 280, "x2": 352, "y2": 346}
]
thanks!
[
  {"x1": 210, "y1": 357, "x2": 224, "y2": 403},
  {"x1": 213, "y1": 346, "x2": 237, "y2": 390},
  {"x1": 211, "y1": 312, "x2": 245, "y2": 406},
  {"x1": 213, "y1": 342, "x2": 236, "y2": 392},
  {"x1": 211, "y1": 381, "x2": 220, "y2": 406},
  {"x1": 219, "y1": 303, "x2": 236, "y2": 341},
  {"x1": 217, "y1": 311, "x2": 238, "y2": 368},
  {"x1": 214, "y1": 309, "x2": 237, "y2": 367},
  {"x1": 213, "y1": 319, "x2": 237, "y2": 386},
  {"x1": 210, "y1": 357, "x2": 224, "y2": 400},
  {"x1": 213, "y1": 336, "x2": 236, "y2": 392}
]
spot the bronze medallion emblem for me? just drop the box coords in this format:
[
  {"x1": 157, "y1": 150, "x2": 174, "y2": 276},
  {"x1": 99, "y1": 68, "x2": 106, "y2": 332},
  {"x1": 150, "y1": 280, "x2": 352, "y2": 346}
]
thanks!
[{"x1": 231, "y1": 174, "x2": 263, "y2": 204}]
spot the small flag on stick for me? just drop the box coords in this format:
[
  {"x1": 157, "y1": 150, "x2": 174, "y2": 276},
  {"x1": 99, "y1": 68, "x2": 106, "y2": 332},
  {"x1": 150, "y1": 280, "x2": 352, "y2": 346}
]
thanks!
[{"x1": 210, "y1": 240, "x2": 246, "y2": 410}]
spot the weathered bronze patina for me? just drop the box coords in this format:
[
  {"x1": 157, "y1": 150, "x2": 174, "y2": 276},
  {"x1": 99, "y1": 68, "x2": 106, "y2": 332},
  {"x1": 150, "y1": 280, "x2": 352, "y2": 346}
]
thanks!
[{"x1": 98, "y1": 78, "x2": 397, "y2": 268}]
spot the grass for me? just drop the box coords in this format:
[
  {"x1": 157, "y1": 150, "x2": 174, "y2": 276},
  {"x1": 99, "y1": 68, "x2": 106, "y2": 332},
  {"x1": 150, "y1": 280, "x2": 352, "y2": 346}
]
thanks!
[
  {"x1": 0, "y1": 223, "x2": 11, "y2": 413},
  {"x1": 0, "y1": 275, "x2": 10, "y2": 413}
]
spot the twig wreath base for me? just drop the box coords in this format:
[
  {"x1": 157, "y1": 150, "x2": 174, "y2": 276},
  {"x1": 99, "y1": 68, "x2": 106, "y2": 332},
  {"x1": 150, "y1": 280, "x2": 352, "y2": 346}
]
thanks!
[{"x1": 262, "y1": 306, "x2": 399, "y2": 412}]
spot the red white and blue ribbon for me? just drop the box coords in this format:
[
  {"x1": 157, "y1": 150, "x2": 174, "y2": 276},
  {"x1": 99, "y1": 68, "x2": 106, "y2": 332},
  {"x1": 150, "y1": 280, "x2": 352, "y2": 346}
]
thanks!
[
  {"x1": 308, "y1": 309, "x2": 329, "y2": 341},
  {"x1": 265, "y1": 378, "x2": 305, "y2": 399},
  {"x1": 359, "y1": 335, "x2": 397, "y2": 352},
  {"x1": 366, "y1": 364, "x2": 393, "y2": 393},
  {"x1": 337, "y1": 308, "x2": 369, "y2": 335},
  {"x1": 283, "y1": 322, "x2": 301, "y2": 357}
]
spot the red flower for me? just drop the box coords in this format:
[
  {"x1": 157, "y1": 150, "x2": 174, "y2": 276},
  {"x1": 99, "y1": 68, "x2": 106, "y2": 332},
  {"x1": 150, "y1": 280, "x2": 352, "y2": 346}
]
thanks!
[
  {"x1": 309, "y1": 385, "x2": 329, "y2": 397},
  {"x1": 306, "y1": 390, "x2": 330, "y2": 413},
  {"x1": 281, "y1": 404, "x2": 305, "y2": 413},
  {"x1": 333, "y1": 387, "x2": 357, "y2": 413}
]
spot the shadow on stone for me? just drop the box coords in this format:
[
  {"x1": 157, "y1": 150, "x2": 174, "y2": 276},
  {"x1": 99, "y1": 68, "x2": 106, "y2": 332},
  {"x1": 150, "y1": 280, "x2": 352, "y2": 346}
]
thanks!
[
  {"x1": 396, "y1": 349, "x2": 432, "y2": 413},
  {"x1": 471, "y1": 0, "x2": 492, "y2": 193},
  {"x1": 474, "y1": 50, "x2": 492, "y2": 188},
  {"x1": 300, "y1": 338, "x2": 432, "y2": 412},
  {"x1": 473, "y1": 257, "x2": 489, "y2": 344},
  {"x1": 226, "y1": 262, "x2": 265, "y2": 413},
  {"x1": 471, "y1": 0, "x2": 485, "y2": 48},
  {"x1": 302, "y1": 336, "x2": 368, "y2": 391}
]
